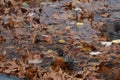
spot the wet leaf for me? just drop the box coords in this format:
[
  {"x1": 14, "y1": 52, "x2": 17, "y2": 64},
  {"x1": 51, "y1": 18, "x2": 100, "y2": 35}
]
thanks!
[
  {"x1": 76, "y1": 45, "x2": 83, "y2": 48},
  {"x1": 101, "y1": 42, "x2": 112, "y2": 47},
  {"x1": 101, "y1": 13, "x2": 110, "y2": 18},
  {"x1": 72, "y1": 0, "x2": 79, "y2": 7},
  {"x1": 28, "y1": 59, "x2": 42, "y2": 64},
  {"x1": 22, "y1": 2, "x2": 29, "y2": 7},
  {"x1": 76, "y1": 22, "x2": 83, "y2": 26},
  {"x1": 89, "y1": 51, "x2": 102, "y2": 55},
  {"x1": 42, "y1": 35, "x2": 52, "y2": 43},
  {"x1": 5, "y1": 46, "x2": 15, "y2": 49},
  {"x1": 0, "y1": 35, "x2": 6, "y2": 42},
  {"x1": 0, "y1": 55, "x2": 4, "y2": 61},
  {"x1": 27, "y1": 13, "x2": 35, "y2": 17},
  {"x1": 112, "y1": 39, "x2": 120, "y2": 43},
  {"x1": 74, "y1": 7, "x2": 82, "y2": 12},
  {"x1": 58, "y1": 39, "x2": 66, "y2": 43}
]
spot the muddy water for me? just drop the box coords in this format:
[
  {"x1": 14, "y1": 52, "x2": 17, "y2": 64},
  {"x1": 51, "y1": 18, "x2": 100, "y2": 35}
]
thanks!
[
  {"x1": 0, "y1": 1, "x2": 120, "y2": 53},
  {"x1": 0, "y1": 0, "x2": 120, "y2": 55},
  {"x1": 93, "y1": 0, "x2": 120, "y2": 40}
]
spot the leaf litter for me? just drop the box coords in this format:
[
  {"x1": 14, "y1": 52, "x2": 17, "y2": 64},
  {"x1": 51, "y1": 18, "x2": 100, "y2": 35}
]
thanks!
[{"x1": 0, "y1": 0, "x2": 120, "y2": 80}]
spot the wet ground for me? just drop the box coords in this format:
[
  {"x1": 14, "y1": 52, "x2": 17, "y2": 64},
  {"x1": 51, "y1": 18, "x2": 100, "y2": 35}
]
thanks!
[{"x1": 0, "y1": 0, "x2": 120, "y2": 80}]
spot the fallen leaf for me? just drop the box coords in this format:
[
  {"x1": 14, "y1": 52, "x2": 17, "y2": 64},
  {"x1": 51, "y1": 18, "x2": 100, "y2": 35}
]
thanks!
[
  {"x1": 59, "y1": 39, "x2": 66, "y2": 43},
  {"x1": 22, "y1": 2, "x2": 29, "y2": 7},
  {"x1": 42, "y1": 35, "x2": 52, "y2": 43},
  {"x1": 101, "y1": 13, "x2": 110, "y2": 18},
  {"x1": 27, "y1": 13, "x2": 35, "y2": 17},
  {"x1": 89, "y1": 51, "x2": 102, "y2": 55},
  {"x1": 0, "y1": 55, "x2": 4, "y2": 61},
  {"x1": 76, "y1": 45, "x2": 83, "y2": 48},
  {"x1": 72, "y1": 0, "x2": 79, "y2": 7},
  {"x1": 0, "y1": 35, "x2": 6, "y2": 42},
  {"x1": 101, "y1": 42, "x2": 112, "y2": 47},
  {"x1": 28, "y1": 59, "x2": 42, "y2": 64},
  {"x1": 74, "y1": 7, "x2": 82, "y2": 12},
  {"x1": 34, "y1": 35, "x2": 52, "y2": 43},
  {"x1": 112, "y1": 39, "x2": 120, "y2": 43},
  {"x1": 5, "y1": 46, "x2": 15, "y2": 49},
  {"x1": 76, "y1": 22, "x2": 83, "y2": 26}
]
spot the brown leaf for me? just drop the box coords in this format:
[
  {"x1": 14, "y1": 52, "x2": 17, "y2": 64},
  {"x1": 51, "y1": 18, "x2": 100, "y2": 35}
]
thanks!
[
  {"x1": 51, "y1": 56, "x2": 68, "y2": 72},
  {"x1": 101, "y1": 13, "x2": 110, "y2": 18},
  {"x1": 0, "y1": 35, "x2": 6, "y2": 43},
  {"x1": 42, "y1": 35, "x2": 52, "y2": 43},
  {"x1": 0, "y1": 55, "x2": 4, "y2": 61},
  {"x1": 25, "y1": 66, "x2": 38, "y2": 80},
  {"x1": 81, "y1": 41, "x2": 96, "y2": 52},
  {"x1": 34, "y1": 34, "x2": 52, "y2": 43},
  {"x1": 25, "y1": 71, "x2": 36, "y2": 80}
]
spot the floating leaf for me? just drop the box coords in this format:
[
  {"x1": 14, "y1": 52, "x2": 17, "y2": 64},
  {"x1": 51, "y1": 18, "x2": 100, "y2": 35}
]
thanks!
[
  {"x1": 101, "y1": 42, "x2": 112, "y2": 47},
  {"x1": 76, "y1": 22, "x2": 83, "y2": 26},
  {"x1": 76, "y1": 45, "x2": 83, "y2": 48},
  {"x1": 59, "y1": 39, "x2": 66, "y2": 43},
  {"x1": 112, "y1": 39, "x2": 120, "y2": 43}
]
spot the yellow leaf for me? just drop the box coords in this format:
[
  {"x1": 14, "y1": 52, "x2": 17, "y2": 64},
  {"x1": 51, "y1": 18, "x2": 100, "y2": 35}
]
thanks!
[
  {"x1": 59, "y1": 39, "x2": 66, "y2": 43},
  {"x1": 112, "y1": 39, "x2": 120, "y2": 43},
  {"x1": 76, "y1": 22, "x2": 83, "y2": 26},
  {"x1": 76, "y1": 46, "x2": 83, "y2": 48},
  {"x1": 82, "y1": 47, "x2": 91, "y2": 52}
]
